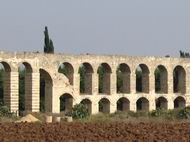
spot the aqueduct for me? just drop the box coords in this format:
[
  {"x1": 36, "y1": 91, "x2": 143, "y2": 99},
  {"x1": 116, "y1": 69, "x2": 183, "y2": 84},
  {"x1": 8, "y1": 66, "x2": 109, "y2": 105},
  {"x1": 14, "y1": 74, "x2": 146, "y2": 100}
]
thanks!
[{"x1": 0, "y1": 51, "x2": 190, "y2": 115}]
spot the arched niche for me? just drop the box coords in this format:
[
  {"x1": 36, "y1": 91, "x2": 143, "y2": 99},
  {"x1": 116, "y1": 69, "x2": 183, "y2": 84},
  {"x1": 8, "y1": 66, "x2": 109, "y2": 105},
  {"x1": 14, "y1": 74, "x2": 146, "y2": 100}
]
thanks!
[
  {"x1": 40, "y1": 69, "x2": 53, "y2": 113},
  {"x1": 173, "y1": 66, "x2": 186, "y2": 94},
  {"x1": 117, "y1": 63, "x2": 131, "y2": 94},
  {"x1": 117, "y1": 97, "x2": 130, "y2": 112},
  {"x1": 99, "y1": 98, "x2": 110, "y2": 113},
  {"x1": 79, "y1": 63, "x2": 94, "y2": 95},
  {"x1": 136, "y1": 64, "x2": 150, "y2": 93},
  {"x1": 136, "y1": 97, "x2": 149, "y2": 111},
  {"x1": 97, "y1": 63, "x2": 112, "y2": 95},
  {"x1": 58, "y1": 62, "x2": 74, "y2": 85},
  {"x1": 155, "y1": 65, "x2": 168, "y2": 94}
]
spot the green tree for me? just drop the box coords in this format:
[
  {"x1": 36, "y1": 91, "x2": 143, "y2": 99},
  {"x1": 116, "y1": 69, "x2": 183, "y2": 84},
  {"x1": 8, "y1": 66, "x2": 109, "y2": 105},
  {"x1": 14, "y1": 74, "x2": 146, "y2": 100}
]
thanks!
[
  {"x1": 72, "y1": 103, "x2": 89, "y2": 119},
  {"x1": 179, "y1": 50, "x2": 190, "y2": 58},
  {"x1": 44, "y1": 26, "x2": 54, "y2": 53}
]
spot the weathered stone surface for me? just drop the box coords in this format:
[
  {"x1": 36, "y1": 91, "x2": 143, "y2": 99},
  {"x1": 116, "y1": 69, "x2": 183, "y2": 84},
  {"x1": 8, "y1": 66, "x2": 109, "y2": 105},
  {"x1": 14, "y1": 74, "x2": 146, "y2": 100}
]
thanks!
[{"x1": 0, "y1": 51, "x2": 189, "y2": 114}]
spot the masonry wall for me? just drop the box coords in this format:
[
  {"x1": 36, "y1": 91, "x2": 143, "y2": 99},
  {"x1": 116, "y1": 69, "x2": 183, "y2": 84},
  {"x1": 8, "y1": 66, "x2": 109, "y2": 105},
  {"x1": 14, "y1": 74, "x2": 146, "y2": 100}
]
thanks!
[{"x1": 0, "y1": 51, "x2": 190, "y2": 115}]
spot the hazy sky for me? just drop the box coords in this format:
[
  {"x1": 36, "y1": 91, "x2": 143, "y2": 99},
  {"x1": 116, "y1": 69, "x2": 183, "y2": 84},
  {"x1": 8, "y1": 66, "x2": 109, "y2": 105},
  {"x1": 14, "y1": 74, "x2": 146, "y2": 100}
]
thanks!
[{"x1": 0, "y1": 0, "x2": 190, "y2": 56}]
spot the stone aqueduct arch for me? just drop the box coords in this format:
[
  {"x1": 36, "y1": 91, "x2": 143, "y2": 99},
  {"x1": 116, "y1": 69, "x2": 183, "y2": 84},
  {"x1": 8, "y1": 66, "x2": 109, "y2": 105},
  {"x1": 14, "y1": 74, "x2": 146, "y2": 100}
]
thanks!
[{"x1": 0, "y1": 51, "x2": 190, "y2": 114}]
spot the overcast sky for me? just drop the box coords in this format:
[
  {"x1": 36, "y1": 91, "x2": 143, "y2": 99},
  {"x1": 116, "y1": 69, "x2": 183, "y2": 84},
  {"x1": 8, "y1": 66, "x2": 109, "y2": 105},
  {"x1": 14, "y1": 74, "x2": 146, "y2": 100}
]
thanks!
[{"x1": 0, "y1": 0, "x2": 190, "y2": 57}]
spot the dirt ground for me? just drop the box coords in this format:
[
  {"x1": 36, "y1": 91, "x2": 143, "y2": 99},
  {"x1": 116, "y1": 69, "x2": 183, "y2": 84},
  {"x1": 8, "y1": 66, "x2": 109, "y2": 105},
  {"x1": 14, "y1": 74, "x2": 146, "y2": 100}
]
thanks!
[{"x1": 0, "y1": 122, "x2": 190, "y2": 142}]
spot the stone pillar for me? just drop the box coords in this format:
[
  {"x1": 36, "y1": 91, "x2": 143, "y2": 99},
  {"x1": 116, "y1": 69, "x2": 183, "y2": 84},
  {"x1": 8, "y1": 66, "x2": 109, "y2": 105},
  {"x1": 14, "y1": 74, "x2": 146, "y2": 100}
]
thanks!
[
  {"x1": 149, "y1": 98, "x2": 156, "y2": 111},
  {"x1": 130, "y1": 72, "x2": 136, "y2": 94},
  {"x1": 111, "y1": 72, "x2": 117, "y2": 95},
  {"x1": 52, "y1": 87, "x2": 59, "y2": 113},
  {"x1": 167, "y1": 99, "x2": 174, "y2": 110},
  {"x1": 92, "y1": 73, "x2": 98, "y2": 95},
  {"x1": 3, "y1": 71, "x2": 19, "y2": 113},
  {"x1": 25, "y1": 72, "x2": 40, "y2": 112},
  {"x1": 130, "y1": 99, "x2": 137, "y2": 112},
  {"x1": 168, "y1": 67, "x2": 174, "y2": 94},
  {"x1": 73, "y1": 73, "x2": 80, "y2": 95},
  {"x1": 186, "y1": 96, "x2": 190, "y2": 106},
  {"x1": 110, "y1": 102, "x2": 117, "y2": 113},
  {"x1": 149, "y1": 71, "x2": 155, "y2": 94},
  {"x1": 91, "y1": 102, "x2": 99, "y2": 114}
]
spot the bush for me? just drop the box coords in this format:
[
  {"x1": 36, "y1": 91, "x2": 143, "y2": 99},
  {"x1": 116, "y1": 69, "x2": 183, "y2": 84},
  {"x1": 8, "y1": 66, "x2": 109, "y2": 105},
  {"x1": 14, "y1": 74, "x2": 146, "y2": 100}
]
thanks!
[
  {"x1": 72, "y1": 104, "x2": 89, "y2": 119},
  {"x1": 111, "y1": 111, "x2": 129, "y2": 119},
  {"x1": 135, "y1": 111, "x2": 149, "y2": 118},
  {"x1": 177, "y1": 106, "x2": 190, "y2": 119},
  {"x1": 0, "y1": 104, "x2": 16, "y2": 117},
  {"x1": 149, "y1": 108, "x2": 167, "y2": 117}
]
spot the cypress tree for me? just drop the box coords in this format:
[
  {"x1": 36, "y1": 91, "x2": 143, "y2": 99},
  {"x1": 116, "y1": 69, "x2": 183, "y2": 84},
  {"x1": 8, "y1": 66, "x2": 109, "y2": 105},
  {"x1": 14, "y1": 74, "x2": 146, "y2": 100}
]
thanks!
[{"x1": 44, "y1": 26, "x2": 54, "y2": 53}]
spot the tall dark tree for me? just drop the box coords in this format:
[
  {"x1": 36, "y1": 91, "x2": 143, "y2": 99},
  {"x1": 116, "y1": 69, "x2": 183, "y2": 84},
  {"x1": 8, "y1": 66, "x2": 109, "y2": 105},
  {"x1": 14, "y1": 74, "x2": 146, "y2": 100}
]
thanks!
[
  {"x1": 179, "y1": 50, "x2": 190, "y2": 58},
  {"x1": 44, "y1": 26, "x2": 54, "y2": 53}
]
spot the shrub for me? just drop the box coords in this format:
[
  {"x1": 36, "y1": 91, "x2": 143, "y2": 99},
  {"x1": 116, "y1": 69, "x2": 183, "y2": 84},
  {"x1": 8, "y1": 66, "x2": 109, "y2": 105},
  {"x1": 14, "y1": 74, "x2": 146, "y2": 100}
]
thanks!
[
  {"x1": 111, "y1": 111, "x2": 129, "y2": 119},
  {"x1": 177, "y1": 106, "x2": 190, "y2": 119},
  {"x1": 149, "y1": 108, "x2": 167, "y2": 117},
  {"x1": 0, "y1": 104, "x2": 15, "y2": 117},
  {"x1": 135, "y1": 111, "x2": 149, "y2": 118},
  {"x1": 72, "y1": 104, "x2": 89, "y2": 119}
]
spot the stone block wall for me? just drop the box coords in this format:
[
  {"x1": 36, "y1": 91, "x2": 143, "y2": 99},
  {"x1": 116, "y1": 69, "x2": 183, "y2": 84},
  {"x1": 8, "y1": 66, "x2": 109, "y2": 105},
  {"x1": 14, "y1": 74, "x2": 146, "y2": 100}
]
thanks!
[{"x1": 0, "y1": 51, "x2": 189, "y2": 115}]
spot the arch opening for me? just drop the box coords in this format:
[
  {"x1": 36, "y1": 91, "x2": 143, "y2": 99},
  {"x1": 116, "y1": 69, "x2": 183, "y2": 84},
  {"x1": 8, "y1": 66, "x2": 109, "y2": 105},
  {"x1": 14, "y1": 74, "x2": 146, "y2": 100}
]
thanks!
[
  {"x1": 117, "y1": 64, "x2": 131, "y2": 94},
  {"x1": 18, "y1": 62, "x2": 33, "y2": 114},
  {"x1": 99, "y1": 98, "x2": 110, "y2": 113},
  {"x1": 155, "y1": 65, "x2": 168, "y2": 94},
  {"x1": 117, "y1": 97, "x2": 130, "y2": 112},
  {"x1": 173, "y1": 66, "x2": 186, "y2": 94},
  {"x1": 79, "y1": 63, "x2": 93, "y2": 94},
  {"x1": 81, "y1": 99, "x2": 92, "y2": 114},
  {"x1": 174, "y1": 96, "x2": 186, "y2": 108},
  {"x1": 0, "y1": 62, "x2": 11, "y2": 108},
  {"x1": 136, "y1": 97, "x2": 149, "y2": 111},
  {"x1": 98, "y1": 63, "x2": 112, "y2": 95},
  {"x1": 58, "y1": 62, "x2": 74, "y2": 85},
  {"x1": 156, "y1": 97, "x2": 168, "y2": 110},
  {"x1": 136, "y1": 64, "x2": 149, "y2": 93},
  {"x1": 60, "y1": 93, "x2": 73, "y2": 114},
  {"x1": 40, "y1": 69, "x2": 53, "y2": 113}
]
